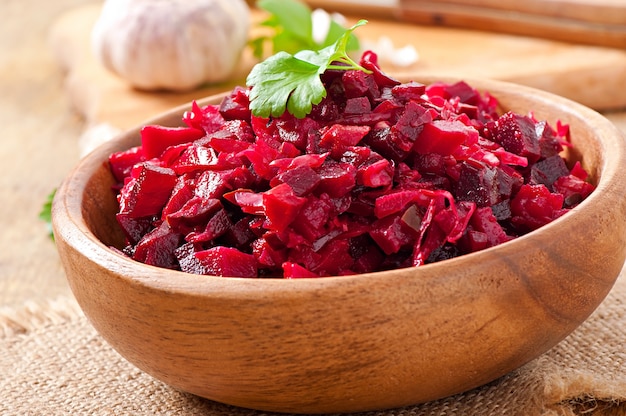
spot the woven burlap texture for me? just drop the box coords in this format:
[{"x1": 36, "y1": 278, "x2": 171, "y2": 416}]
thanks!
[{"x1": 2, "y1": 272, "x2": 626, "y2": 416}]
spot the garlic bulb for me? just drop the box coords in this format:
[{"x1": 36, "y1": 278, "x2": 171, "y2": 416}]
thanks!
[{"x1": 91, "y1": 0, "x2": 250, "y2": 91}]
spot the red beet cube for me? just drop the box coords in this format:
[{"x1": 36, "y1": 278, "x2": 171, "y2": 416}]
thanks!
[
  {"x1": 118, "y1": 164, "x2": 177, "y2": 218},
  {"x1": 219, "y1": 86, "x2": 251, "y2": 121},
  {"x1": 263, "y1": 183, "x2": 307, "y2": 232},
  {"x1": 316, "y1": 161, "x2": 357, "y2": 198},
  {"x1": 489, "y1": 112, "x2": 541, "y2": 164},
  {"x1": 133, "y1": 222, "x2": 182, "y2": 269},
  {"x1": 369, "y1": 214, "x2": 416, "y2": 255},
  {"x1": 282, "y1": 262, "x2": 319, "y2": 278},
  {"x1": 187, "y1": 208, "x2": 232, "y2": 243},
  {"x1": 141, "y1": 125, "x2": 205, "y2": 160},
  {"x1": 510, "y1": 184, "x2": 564, "y2": 232},
  {"x1": 272, "y1": 165, "x2": 321, "y2": 196},
  {"x1": 194, "y1": 246, "x2": 258, "y2": 278},
  {"x1": 166, "y1": 197, "x2": 222, "y2": 235},
  {"x1": 414, "y1": 119, "x2": 477, "y2": 155},
  {"x1": 357, "y1": 158, "x2": 394, "y2": 188},
  {"x1": 109, "y1": 146, "x2": 145, "y2": 183}
]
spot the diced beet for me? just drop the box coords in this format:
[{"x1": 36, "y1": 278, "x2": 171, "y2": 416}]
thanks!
[
  {"x1": 252, "y1": 237, "x2": 287, "y2": 268},
  {"x1": 205, "y1": 132, "x2": 251, "y2": 154},
  {"x1": 311, "y1": 238, "x2": 354, "y2": 275},
  {"x1": 488, "y1": 112, "x2": 541, "y2": 164},
  {"x1": 187, "y1": 208, "x2": 232, "y2": 243},
  {"x1": 161, "y1": 176, "x2": 195, "y2": 218},
  {"x1": 115, "y1": 213, "x2": 155, "y2": 245},
  {"x1": 553, "y1": 174, "x2": 595, "y2": 207},
  {"x1": 219, "y1": 86, "x2": 251, "y2": 121},
  {"x1": 357, "y1": 158, "x2": 393, "y2": 188},
  {"x1": 344, "y1": 97, "x2": 372, "y2": 114},
  {"x1": 166, "y1": 197, "x2": 222, "y2": 235},
  {"x1": 193, "y1": 170, "x2": 232, "y2": 200},
  {"x1": 170, "y1": 144, "x2": 221, "y2": 174},
  {"x1": 359, "y1": 50, "x2": 401, "y2": 88},
  {"x1": 492, "y1": 147, "x2": 528, "y2": 167},
  {"x1": 224, "y1": 166, "x2": 258, "y2": 190},
  {"x1": 316, "y1": 161, "x2": 357, "y2": 198},
  {"x1": 373, "y1": 99, "x2": 404, "y2": 118},
  {"x1": 510, "y1": 184, "x2": 564, "y2": 232},
  {"x1": 282, "y1": 262, "x2": 319, "y2": 278},
  {"x1": 194, "y1": 246, "x2": 258, "y2": 278},
  {"x1": 468, "y1": 206, "x2": 512, "y2": 247},
  {"x1": 223, "y1": 119, "x2": 255, "y2": 143},
  {"x1": 223, "y1": 189, "x2": 265, "y2": 215},
  {"x1": 342, "y1": 69, "x2": 380, "y2": 100},
  {"x1": 391, "y1": 101, "x2": 433, "y2": 152},
  {"x1": 291, "y1": 195, "x2": 333, "y2": 241},
  {"x1": 263, "y1": 183, "x2": 307, "y2": 232},
  {"x1": 270, "y1": 153, "x2": 328, "y2": 172},
  {"x1": 175, "y1": 242, "x2": 208, "y2": 275},
  {"x1": 530, "y1": 155, "x2": 569, "y2": 190},
  {"x1": 133, "y1": 221, "x2": 182, "y2": 269},
  {"x1": 413, "y1": 119, "x2": 477, "y2": 155},
  {"x1": 118, "y1": 163, "x2": 177, "y2": 218},
  {"x1": 460, "y1": 230, "x2": 490, "y2": 253},
  {"x1": 454, "y1": 162, "x2": 499, "y2": 207},
  {"x1": 443, "y1": 81, "x2": 482, "y2": 105},
  {"x1": 273, "y1": 165, "x2": 321, "y2": 196},
  {"x1": 309, "y1": 96, "x2": 340, "y2": 122},
  {"x1": 369, "y1": 214, "x2": 416, "y2": 255},
  {"x1": 240, "y1": 140, "x2": 280, "y2": 180},
  {"x1": 391, "y1": 81, "x2": 426, "y2": 103},
  {"x1": 109, "y1": 146, "x2": 145, "y2": 184},
  {"x1": 286, "y1": 245, "x2": 322, "y2": 272},
  {"x1": 319, "y1": 124, "x2": 370, "y2": 158},
  {"x1": 222, "y1": 217, "x2": 257, "y2": 248},
  {"x1": 141, "y1": 125, "x2": 205, "y2": 160},
  {"x1": 491, "y1": 200, "x2": 512, "y2": 221},
  {"x1": 274, "y1": 115, "x2": 319, "y2": 151},
  {"x1": 364, "y1": 122, "x2": 409, "y2": 162},
  {"x1": 182, "y1": 101, "x2": 225, "y2": 133},
  {"x1": 535, "y1": 120, "x2": 564, "y2": 158}
]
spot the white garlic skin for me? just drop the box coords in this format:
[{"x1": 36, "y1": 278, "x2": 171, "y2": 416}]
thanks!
[{"x1": 91, "y1": 0, "x2": 250, "y2": 91}]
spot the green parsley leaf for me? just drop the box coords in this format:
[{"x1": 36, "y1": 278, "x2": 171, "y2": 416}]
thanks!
[
  {"x1": 246, "y1": 20, "x2": 370, "y2": 119},
  {"x1": 39, "y1": 188, "x2": 56, "y2": 240},
  {"x1": 252, "y1": 0, "x2": 360, "y2": 59},
  {"x1": 257, "y1": 0, "x2": 313, "y2": 52}
]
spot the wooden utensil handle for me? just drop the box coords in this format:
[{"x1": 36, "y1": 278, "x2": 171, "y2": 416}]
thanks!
[
  {"x1": 304, "y1": 0, "x2": 626, "y2": 48},
  {"x1": 398, "y1": 1, "x2": 626, "y2": 48},
  {"x1": 401, "y1": 0, "x2": 626, "y2": 26}
]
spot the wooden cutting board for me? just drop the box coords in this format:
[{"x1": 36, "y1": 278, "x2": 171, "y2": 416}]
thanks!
[
  {"x1": 310, "y1": 0, "x2": 626, "y2": 48},
  {"x1": 49, "y1": 3, "x2": 626, "y2": 133}
]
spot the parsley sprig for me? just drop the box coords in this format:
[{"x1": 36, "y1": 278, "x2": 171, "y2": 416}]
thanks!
[
  {"x1": 39, "y1": 188, "x2": 56, "y2": 240},
  {"x1": 250, "y1": 0, "x2": 359, "y2": 59},
  {"x1": 246, "y1": 20, "x2": 370, "y2": 119}
]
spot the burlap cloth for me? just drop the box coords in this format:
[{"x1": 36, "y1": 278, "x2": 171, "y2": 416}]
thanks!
[{"x1": 2, "y1": 271, "x2": 626, "y2": 416}]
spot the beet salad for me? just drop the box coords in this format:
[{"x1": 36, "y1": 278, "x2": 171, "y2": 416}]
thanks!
[{"x1": 107, "y1": 50, "x2": 595, "y2": 278}]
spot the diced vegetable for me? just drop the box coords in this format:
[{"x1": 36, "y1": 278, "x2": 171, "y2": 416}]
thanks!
[{"x1": 107, "y1": 51, "x2": 595, "y2": 278}]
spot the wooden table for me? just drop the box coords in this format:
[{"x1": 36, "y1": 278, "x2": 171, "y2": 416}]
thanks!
[{"x1": 0, "y1": 0, "x2": 90, "y2": 310}]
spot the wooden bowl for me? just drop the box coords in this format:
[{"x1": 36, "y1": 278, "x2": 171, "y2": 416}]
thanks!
[{"x1": 52, "y1": 77, "x2": 626, "y2": 414}]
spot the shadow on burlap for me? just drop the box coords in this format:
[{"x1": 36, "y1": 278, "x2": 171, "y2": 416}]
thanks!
[{"x1": 1, "y1": 272, "x2": 626, "y2": 416}]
